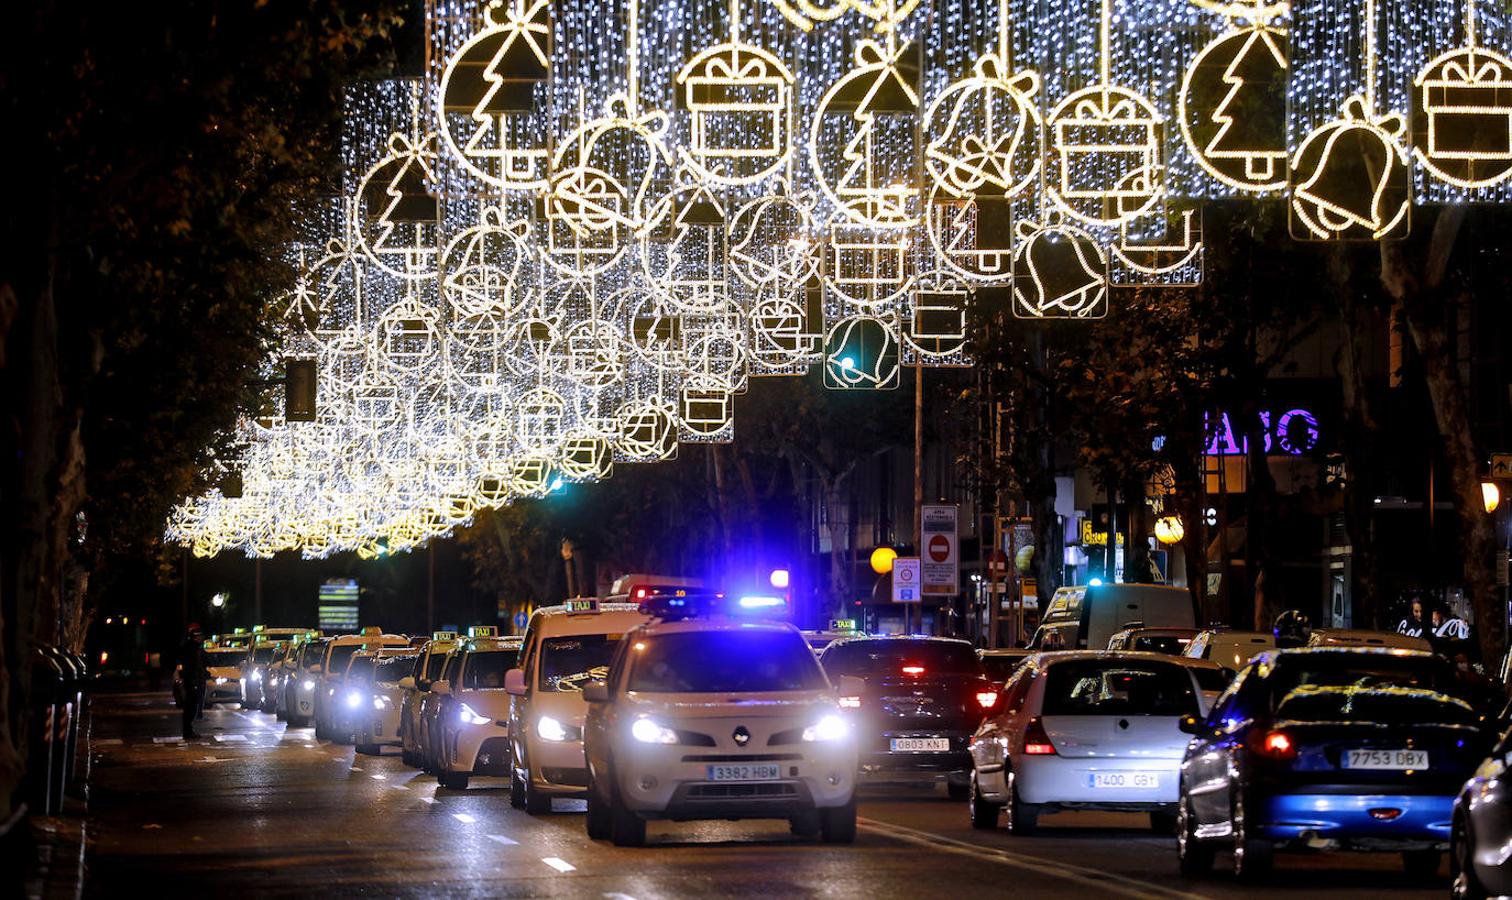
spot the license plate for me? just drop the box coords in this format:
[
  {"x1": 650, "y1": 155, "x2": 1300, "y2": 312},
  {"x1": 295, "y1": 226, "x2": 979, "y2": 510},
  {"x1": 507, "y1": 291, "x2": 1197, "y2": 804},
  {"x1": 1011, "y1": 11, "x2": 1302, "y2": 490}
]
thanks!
[
  {"x1": 1088, "y1": 772, "x2": 1160, "y2": 789},
  {"x1": 706, "y1": 764, "x2": 782, "y2": 781},
  {"x1": 1345, "y1": 749, "x2": 1429, "y2": 770},
  {"x1": 890, "y1": 738, "x2": 950, "y2": 752}
]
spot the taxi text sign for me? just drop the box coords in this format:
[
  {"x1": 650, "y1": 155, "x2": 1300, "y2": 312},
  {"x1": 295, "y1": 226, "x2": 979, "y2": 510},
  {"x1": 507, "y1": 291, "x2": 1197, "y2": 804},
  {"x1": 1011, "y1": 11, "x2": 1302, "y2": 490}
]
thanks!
[
  {"x1": 920, "y1": 504, "x2": 959, "y2": 595},
  {"x1": 891, "y1": 557, "x2": 922, "y2": 604}
]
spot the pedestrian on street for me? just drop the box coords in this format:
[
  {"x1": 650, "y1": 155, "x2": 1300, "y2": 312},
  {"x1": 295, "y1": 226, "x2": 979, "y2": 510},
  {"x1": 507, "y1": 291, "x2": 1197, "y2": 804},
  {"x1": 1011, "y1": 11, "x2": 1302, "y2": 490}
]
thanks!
[
  {"x1": 179, "y1": 623, "x2": 207, "y2": 740},
  {"x1": 1396, "y1": 597, "x2": 1427, "y2": 639}
]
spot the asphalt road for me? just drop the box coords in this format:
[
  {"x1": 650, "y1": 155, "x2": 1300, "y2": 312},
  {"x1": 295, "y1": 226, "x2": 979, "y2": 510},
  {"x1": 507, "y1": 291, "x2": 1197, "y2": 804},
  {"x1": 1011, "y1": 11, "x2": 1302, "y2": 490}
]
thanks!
[{"x1": 81, "y1": 692, "x2": 1450, "y2": 898}]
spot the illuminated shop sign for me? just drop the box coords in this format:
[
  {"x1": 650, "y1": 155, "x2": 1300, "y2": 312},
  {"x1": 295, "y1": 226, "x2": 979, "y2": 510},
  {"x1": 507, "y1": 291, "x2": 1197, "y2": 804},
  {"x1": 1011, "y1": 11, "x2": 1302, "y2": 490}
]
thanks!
[{"x1": 1205, "y1": 409, "x2": 1321, "y2": 456}]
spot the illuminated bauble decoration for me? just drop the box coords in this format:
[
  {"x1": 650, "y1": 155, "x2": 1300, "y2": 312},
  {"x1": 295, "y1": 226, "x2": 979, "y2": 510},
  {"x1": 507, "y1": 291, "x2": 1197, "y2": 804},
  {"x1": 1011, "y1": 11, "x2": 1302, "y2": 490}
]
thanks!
[
  {"x1": 516, "y1": 386, "x2": 566, "y2": 453},
  {"x1": 1179, "y1": 23, "x2": 1289, "y2": 193},
  {"x1": 553, "y1": 320, "x2": 627, "y2": 389},
  {"x1": 749, "y1": 295, "x2": 818, "y2": 371},
  {"x1": 354, "y1": 132, "x2": 441, "y2": 279},
  {"x1": 1290, "y1": 96, "x2": 1410, "y2": 241},
  {"x1": 440, "y1": 209, "x2": 533, "y2": 318},
  {"x1": 676, "y1": 40, "x2": 796, "y2": 186},
  {"x1": 1048, "y1": 85, "x2": 1165, "y2": 227},
  {"x1": 1413, "y1": 46, "x2": 1512, "y2": 189},
  {"x1": 559, "y1": 433, "x2": 614, "y2": 481},
  {"x1": 729, "y1": 190, "x2": 820, "y2": 290},
  {"x1": 924, "y1": 56, "x2": 1041, "y2": 202},
  {"x1": 437, "y1": 0, "x2": 552, "y2": 190},
  {"x1": 869, "y1": 545, "x2": 898, "y2": 574},
  {"x1": 374, "y1": 300, "x2": 443, "y2": 373},
  {"x1": 823, "y1": 315, "x2": 900, "y2": 390},
  {"x1": 616, "y1": 401, "x2": 678, "y2": 461},
  {"x1": 507, "y1": 457, "x2": 556, "y2": 496},
  {"x1": 1011, "y1": 221, "x2": 1108, "y2": 319}
]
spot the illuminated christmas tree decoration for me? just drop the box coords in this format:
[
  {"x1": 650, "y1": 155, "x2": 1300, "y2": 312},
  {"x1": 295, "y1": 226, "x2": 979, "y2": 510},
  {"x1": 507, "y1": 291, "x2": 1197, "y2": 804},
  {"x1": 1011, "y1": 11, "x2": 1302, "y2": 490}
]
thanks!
[
  {"x1": 1179, "y1": 3, "x2": 1289, "y2": 193},
  {"x1": 1046, "y1": 0, "x2": 1166, "y2": 227},
  {"x1": 1413, "y1": 0, "x2": 1512, "y2": 190},
  {"x1": 355, "y1": 128, "x2": 443, "y2": 280},
  {"x1": 1011, "y1": 220, "x2": 1109, "y2": 319},
  {"x1": 437, "y1": 0, "x2": 554, "y2": 190}
]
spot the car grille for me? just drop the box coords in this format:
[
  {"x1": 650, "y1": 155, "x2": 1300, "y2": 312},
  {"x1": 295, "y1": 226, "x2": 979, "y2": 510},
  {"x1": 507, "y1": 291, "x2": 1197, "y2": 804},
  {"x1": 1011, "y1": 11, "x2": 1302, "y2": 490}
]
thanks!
[
  {"x1": 542, "y1": 766, "x2": 589, "y2": 787},
  {"x1": 680, "y1": 753, "x2": 803, "y2": 763},
  {"x1": 687, "y1": 782, "x2": 797, "y2": 799}
]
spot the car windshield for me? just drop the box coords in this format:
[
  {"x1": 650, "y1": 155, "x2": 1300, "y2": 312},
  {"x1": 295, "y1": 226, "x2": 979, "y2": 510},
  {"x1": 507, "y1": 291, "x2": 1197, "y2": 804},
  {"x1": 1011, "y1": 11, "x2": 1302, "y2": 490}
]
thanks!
[
  {"x1": 345, "y1": 657, "x2": 375, "y2": 683},
  {"x1": 205, "y1": 649, "x2": 246, "y2": 667},
  {"x1": 376, "y1": 655, "x2": 416, "y2": 684},
  {"x1": 821, "y1": 640, "x2": 983, "y2": 678},
  {"x1": 628, "y1": 630, "x2": 828, "y2": 693},
  {"x1": 1268, "y1": 656, "x2": 1475, "y2": 722},
  {"x1": 463, "y1": 651, "x2": 512, "y2": 690},
  {"x1": 1042, "y1": 660, "x2": 1199, "y2": 717},
  {"x1": 251, "y1": 647, "x2": 277, "y2": 664},
  {"x1": 423, "y1": 651, "x2": 448, "y2": 681},
  {"x1": 326, "y1": 644, "x2": 359, "y2": 675},
  {"x1": 299, "y1": 643, "x2": 326, "y2": 667},
  {"x1": 539, "y1": 634, "x2": 619, "y2": 692},
  {"x1": 980, "y1": 654, "x2": 1029, "y2": 683}
]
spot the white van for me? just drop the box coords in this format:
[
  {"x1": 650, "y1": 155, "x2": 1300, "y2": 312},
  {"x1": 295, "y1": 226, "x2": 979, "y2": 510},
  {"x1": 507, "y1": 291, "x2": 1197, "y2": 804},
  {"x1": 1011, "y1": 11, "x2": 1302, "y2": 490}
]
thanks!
[
  {"x1": 1030, "y1": 584, "x2": 1195, "y2": 651},
  {"x1": 1183, "y1": 629, "x2": 1276, "y2": 671}
]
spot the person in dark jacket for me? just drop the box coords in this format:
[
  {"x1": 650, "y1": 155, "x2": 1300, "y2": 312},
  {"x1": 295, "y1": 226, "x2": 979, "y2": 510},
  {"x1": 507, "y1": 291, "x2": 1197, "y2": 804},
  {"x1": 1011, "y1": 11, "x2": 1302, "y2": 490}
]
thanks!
[{"x1": 180, "y1": 624, "x2": 206, "y2": 740}]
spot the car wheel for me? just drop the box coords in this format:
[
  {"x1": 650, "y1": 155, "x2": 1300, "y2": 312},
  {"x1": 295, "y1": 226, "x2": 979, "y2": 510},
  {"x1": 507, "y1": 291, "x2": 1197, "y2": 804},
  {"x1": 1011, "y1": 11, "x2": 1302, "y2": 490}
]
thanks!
[
  {"x1": 524, "y1": 776, "x2": 552, "y2": 815},
  {"x1": 585, "y1": 782, "x2": 611, "y2": 840},
  {"x1": 1231, "y1": 792, "x2": 1273, "y2": 881},
  {"x1": 1402, "y1": 849, "x2": 1443, "y2": 878},
  {"x1": 969, "y1": 771, "x2": 1002, "y2": 830},
  {"x1": 789, "y1": 812, "x2": 821, "y2": 837},
  {"x1": 820, "y1": 797, "x2": 858, "y2": 844},
  {"x1": 946, "y1": 770, "x2": 972, "y2": 801},
  {"x1": 1005, "y1": 773, "x2": 1039, "y2": 836},
  {"x1": 609, "y1": 790, "x2": 647, "y2": 847},
  {"x1": 1176, "y1": 798, "x2": 1215, "y2": 876},
  {"x1": 510, "y1": 769, "x2": 527, "y2": 810},
  {"x1": 1452, "y1": 812, "x2": 1487, "y2": 899},
  {"x1": 1149, "y1": 811, "x2": 1178, "y2": 835}
]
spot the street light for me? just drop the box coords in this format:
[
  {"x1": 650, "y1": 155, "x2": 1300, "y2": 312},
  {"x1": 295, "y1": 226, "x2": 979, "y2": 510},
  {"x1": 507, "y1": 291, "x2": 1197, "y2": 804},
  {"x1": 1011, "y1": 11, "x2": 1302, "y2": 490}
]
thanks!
[
  {"x1": 210, "y1": 593, "x2": 227, "y2": 609},
  {"x1": 1154, "y1": 515, "x2": 1185, "y2": 545},
  {"x1": 869, "y1": 547, "x2": 897, "y2": 575},
  {"x1": 1483, "y1": 481, "x2": 1500, "y2": 514}
]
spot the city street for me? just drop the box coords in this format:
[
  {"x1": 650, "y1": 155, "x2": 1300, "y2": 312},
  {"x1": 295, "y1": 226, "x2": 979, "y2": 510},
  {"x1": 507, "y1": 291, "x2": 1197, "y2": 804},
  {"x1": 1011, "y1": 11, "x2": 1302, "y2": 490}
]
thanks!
[{"x1": 83, "y1": 692, "x2": 1448, "y2": 899}]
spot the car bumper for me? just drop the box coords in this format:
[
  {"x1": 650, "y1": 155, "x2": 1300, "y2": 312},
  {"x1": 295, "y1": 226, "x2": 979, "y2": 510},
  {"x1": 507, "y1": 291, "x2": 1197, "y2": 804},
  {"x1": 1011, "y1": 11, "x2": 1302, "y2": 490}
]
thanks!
[
  {"x1": 859, "y1": 734, "x2": 973, "y2": 779},
  {"x1": 450, "y1": 724, "x2": 512, "y2": 775},
  {"x1": 1014, "y1": 755, "x2": 1182, "y2": 808},
  {"x1": 1259, "y1": 792, "x2": 1454, "y2": 847},
  {"x1": 527, "y1": 736, "x2": 591, "y2": 796},
  {"x1": 360, "y1": 709, "x2": 404, "y2": 746},
  {"x1": 205, "y1": 683, "x2": 241, "y2": 705},
  {"x1": 613, "y1": 742, "x2": 857, "y2": 819}
]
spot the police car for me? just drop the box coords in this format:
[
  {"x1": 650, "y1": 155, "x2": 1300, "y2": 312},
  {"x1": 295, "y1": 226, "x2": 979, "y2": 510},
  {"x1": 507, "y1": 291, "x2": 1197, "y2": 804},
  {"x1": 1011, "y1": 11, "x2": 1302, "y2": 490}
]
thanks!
[
  {"x1": 504, "y1": 599, "x2": 653, "y2": 813},
  {"x1": 582, "y1": 592, "x2": 861, "y2": 846},
  {"x1": 431, "y1": 628, "x2": 523, "y2": 790},
  {"x1": 313, "y1": 628, "x2": 410, "y2": 741},
  {"x1": 398, "y1": 632, "x2": 460, "y2": 767}
]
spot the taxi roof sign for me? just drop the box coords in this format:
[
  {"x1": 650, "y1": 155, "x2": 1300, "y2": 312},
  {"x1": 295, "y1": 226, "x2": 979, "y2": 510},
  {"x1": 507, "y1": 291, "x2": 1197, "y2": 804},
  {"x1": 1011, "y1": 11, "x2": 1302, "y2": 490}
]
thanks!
[
  {"x1": 564, "y1": 598, "x2": 600, "y2": 613},
  {"x1": 252, "y1": 625, "x2": 264, "y2": 632},
  {"x1": 467, "y1": 625, "x2": 498, "y2": 638},
  {"x1": 431, "y1": 631, "x2": 458, "y2": 642},
  {"x1": 829, "y1": 619, "x2": 858, "y2": 632},
  {"x1": 360, "y1": 626, "x2": 383, "y2": 636}
]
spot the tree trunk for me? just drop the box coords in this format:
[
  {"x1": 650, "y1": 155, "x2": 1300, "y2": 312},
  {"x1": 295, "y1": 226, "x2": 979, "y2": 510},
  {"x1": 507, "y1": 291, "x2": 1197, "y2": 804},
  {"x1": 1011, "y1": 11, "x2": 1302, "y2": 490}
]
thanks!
[{"x1": 1333, "y1": 248, "x2": 1383, "y2": 629}]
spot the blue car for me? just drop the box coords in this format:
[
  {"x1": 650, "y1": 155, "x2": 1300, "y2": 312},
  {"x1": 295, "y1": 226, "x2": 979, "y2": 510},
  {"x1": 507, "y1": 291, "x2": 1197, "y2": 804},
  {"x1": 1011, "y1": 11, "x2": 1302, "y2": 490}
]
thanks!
[{"x1": 1175, "y1": 648, "x2": 1495, "y2": 880}]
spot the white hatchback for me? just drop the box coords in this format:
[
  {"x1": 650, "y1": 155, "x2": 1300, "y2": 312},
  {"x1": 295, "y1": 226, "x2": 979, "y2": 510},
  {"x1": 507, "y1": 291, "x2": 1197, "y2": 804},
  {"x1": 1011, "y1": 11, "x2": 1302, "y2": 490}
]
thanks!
[{"x1": 968, "y1": 651, "x2": 1210, "y2": 835}]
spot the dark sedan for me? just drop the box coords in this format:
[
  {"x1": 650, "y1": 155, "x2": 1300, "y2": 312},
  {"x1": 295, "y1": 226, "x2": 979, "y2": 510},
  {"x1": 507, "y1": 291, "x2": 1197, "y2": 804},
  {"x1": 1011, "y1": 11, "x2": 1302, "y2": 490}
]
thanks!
[
  {"x1": 1176, "y1": 648, "x2": 1496, "y2": 880},
  {"x1": 820, "y1": 636, "x2": 999, "y2": 798}
]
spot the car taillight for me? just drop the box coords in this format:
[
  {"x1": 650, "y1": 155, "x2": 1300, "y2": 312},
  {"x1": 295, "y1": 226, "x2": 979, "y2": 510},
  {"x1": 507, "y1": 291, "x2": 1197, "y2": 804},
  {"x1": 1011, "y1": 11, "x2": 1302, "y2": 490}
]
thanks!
[
  {"x1": 975, "y1": 690, "x2": 999, "y2": 710},
  {"x1": 901, "y1": 665, "x2": 925, "y2": 676},
  {"x1": 1022, "y1": 717, "x2": 1057, "y2": 755},
  {"x1": 1253, "y1": 729, "x2": 1296, "y2": 760}
]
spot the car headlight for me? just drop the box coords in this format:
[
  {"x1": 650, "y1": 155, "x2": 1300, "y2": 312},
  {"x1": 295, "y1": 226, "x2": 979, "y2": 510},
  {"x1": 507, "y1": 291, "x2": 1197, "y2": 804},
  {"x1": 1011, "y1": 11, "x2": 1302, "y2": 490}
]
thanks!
[
  {"x1": 372, "y1": 696, "x2": 389, "y2": 710},
  {"x1": 802, "y1": 714, "x2": 849, "y2": 742},
  {"x1": 345, "y1": 691, "x2": 363, "y2": 709},
  {"x1": 538, "y1": 716, "x2": 569, "y2": 742},
  {"x1": 631, "y1": 717, "x2": 678, "y2": 745},
  {"x1": 302, "y1": 680, "x2": 315, "y2": 691},
  {"x1": 458, "y1": 703, "x2": 491, "y2": 726},
  {"x1": 214, "y1": 677, "x2": 228, "y2": 685}
]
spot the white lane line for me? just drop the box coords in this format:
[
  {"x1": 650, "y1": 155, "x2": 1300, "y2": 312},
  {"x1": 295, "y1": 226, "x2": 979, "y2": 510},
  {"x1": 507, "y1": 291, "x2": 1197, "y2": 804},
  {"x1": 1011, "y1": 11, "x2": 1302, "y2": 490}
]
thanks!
[
  {"x1": 390, "y1": 784, "x2": 410, "y2": 791},
  {"x1": 213, "y1": 734, "x2": 248, "y2": 743},
  {"x1": 855, "y1": 818, "x2": 1202, "y2": 900},
  {"x1": 349, "y1": 766, "x2": 364, "y2": 772},
  {"x1": 371, "y1": 774, "x2": 387, "y2": 780},
  {"x1": 452, "y1": 813, "x2": 476, "y2": 824},
  {"x1": 152, "y1": 737, "x2": 184, "y2": 744},
  {"x1": 541, "y1": 857, "x2": 575, "y2": 873},
  {"x1": 419, "y1": 797, "x2": 436, "y2": 805},
  {"x1": 487, "y1": 834, "x2": 518, "y2": 845}
]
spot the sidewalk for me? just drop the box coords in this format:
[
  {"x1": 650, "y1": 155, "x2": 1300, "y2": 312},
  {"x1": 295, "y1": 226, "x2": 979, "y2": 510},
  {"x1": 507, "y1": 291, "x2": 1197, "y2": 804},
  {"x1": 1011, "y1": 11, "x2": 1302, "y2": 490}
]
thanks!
[{"x1": 23, "y1": 801, "x2": 88, "y2": 900}]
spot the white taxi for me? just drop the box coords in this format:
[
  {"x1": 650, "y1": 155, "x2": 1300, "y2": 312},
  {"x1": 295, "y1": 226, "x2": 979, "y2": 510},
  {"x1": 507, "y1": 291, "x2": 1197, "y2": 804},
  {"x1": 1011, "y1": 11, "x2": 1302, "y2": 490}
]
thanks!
[
  {"x1": 203, "y1": 646, "x2": 249, "y2": 706},
  {"x1": 432, "y1": 630, "x2": 523, "y2": 790},
  {"x1": 582, "y1": 593, "x2": 861, "y2": 846},
  {"x1": 313, "y1": 628, "x2": 410, "y2": 741},
  {"x1": 504, "y1": 599, "x2": 652, "y2": 813},
  {"x1": 399, "y1": 632, "x2": 459, "y2": 767},
  {"x1": 352, "y1": 648, "x2": 420, "y2": 755}
]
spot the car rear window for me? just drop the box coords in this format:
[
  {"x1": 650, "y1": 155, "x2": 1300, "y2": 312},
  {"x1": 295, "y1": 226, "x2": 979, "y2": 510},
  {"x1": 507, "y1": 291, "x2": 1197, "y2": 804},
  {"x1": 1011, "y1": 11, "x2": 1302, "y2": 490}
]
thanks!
[
  {"x1": 1267, "y1": 656, "x2": 1473, "y2": 718},
  {"x1": 980, "y1": 654, "x2": 1029, "y2": 683},
  {"x1": 1131, "y1": 635, "x2": 1191, "y2": 655},
  {"x1": 1274, "y1": 684, "x2": 1478, "y2": 725},
  {"x1": 375, "y1": 655, "x2": 416, "y2": 684},
  {"x1": 821, "y1": 640, "x2": 983, "y2": 678},
  {"x1": 1189, "y1": 667, "x2": 1230, "y2": 693},
  {"x1": 539, "y1": 634, "x2": 619, "y2": 693},
  {"x1": 1042, "y1": 660, "x2": 1199, "y2": 717},
  {"x1": 629, "y1": 630, "x2": 828, "y2": 693},
  {"x1": 463, "y1": 651, "x2": 511, "y2": 690}
]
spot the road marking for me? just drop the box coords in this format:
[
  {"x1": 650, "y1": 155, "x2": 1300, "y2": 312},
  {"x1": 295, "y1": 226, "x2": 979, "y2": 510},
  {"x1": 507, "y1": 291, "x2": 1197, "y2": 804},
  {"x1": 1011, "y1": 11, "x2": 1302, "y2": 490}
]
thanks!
[
  {"x1": 541, "y1": 857, "x2": 575, "y2": 873},
  {"x1": 856, "y1": 817, "x2": 1203, "y2": 900},
  {"x1": 213, "y1": 734, "x2": 247, "y2": 743},
  {"x1": 390, "y1": 784, "x2": 409, "y2": 791},
  {"x1": 95, "y1": 739, "x2": 122, "y2": 746},
  {"x1": 487, "y1": 834, "x2": 518, "y2": 845},
  {"x1": 349, "y1": 767, "x2": 364, "y2": 772},
  {"x1": 419, "y1": 797, "x2": 436, "y2": 805},
  {"x1": 371, "y1": 774, "x2": 387, "y2": 780},
  {"x1": 152, "y1": 737, "x2": 183, "y2": 744},
  {"x1": 193, "y1": 757, "x2": 230, "y2": 764},
  {"x1": 452, "y1": 813, "x2": 476, "y2": 824}
]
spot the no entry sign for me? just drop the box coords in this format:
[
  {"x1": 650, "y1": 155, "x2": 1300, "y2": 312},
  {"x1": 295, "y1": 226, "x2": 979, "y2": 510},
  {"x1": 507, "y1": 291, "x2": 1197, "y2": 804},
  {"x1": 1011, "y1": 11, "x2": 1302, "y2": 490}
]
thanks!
[{"x1": 920, "y1": 504, "x2": 958, "y2": 595}]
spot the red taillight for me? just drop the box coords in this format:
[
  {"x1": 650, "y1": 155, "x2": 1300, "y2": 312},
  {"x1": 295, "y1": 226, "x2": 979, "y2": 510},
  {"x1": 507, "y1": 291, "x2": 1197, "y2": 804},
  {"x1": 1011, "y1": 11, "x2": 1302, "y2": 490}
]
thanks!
[
  {"x1": 975, "y1": 690, "x2": 999, "y2": 710},
  {"x1": 902, "y1": 665, "x2": 925, "y2": 676},
  {"x1": 1022, "y1": 717, "x2": 1057, "y2": 755},
  {"x1": 1255, "y1": 729, "x2": 1296, "y2": 760}
]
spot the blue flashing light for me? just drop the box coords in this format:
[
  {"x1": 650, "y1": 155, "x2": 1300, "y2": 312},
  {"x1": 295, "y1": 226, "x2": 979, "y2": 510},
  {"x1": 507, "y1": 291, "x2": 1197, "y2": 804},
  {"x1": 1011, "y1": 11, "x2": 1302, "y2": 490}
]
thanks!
[
  {"x1": 768, "y1": 568, "x2": 791, "y2": 590},
  {"x1": 1089, "y1": 577, "x2": 1104, "y2": 587},
  {"x1": 737, "y1": 595, "x2": 785, "y2": 610}
]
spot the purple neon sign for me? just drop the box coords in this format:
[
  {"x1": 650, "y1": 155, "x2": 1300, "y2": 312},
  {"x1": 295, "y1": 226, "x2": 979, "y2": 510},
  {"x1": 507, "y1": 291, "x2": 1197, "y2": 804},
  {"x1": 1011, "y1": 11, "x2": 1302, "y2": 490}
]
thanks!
[{"x1": 1205, "y1": 409, "x2": 1320, "y2": 456}]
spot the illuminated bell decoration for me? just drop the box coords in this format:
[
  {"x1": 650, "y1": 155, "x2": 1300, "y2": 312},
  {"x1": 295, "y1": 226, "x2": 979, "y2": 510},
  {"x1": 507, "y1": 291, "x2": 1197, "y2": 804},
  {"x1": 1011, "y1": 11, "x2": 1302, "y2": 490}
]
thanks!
[
  {"x1": 824, "y1": 315, "x2": 900, "y2": 390},
  {"x1": 1011, "y1": 221, "x2": 1108, "y2": 320},
  {"x1": 1291, "y1": 96, "x2": 1411, "y2": 241}
]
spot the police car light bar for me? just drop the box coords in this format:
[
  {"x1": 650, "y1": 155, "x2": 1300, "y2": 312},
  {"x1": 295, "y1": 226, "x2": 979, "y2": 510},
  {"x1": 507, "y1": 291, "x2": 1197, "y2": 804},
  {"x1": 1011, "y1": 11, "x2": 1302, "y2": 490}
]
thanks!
[
  {"x1": 639, "y1": 592, "x2": 788, "y2": 621},
  {"x1": 467, "y1": 625, "x2": 498, "y2": 638},
  {"x1": 737, "y1": 595, "x2": 785, "y2": 610}
]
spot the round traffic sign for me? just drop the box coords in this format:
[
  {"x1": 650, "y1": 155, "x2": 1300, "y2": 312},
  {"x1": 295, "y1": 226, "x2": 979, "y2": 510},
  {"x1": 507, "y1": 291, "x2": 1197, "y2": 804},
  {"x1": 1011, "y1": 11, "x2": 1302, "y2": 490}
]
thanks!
[{"x1": 928, "y1": 534, "x2": 951, "y2": 563}]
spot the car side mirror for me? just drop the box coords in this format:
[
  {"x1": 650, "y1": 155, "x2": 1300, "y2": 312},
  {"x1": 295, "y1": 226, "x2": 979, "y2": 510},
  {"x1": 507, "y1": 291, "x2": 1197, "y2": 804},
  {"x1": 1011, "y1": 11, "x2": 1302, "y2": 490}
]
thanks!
[
  {"x1": 504, "y1": 668, "x2": 528, "y2": 696},
  {"x1": 1221, "y1": 667, "x2": 1238, "y2": 682},
  {"x1": 398, "y1": 676, "x2": 415, "y2": 690},
  {"x1": 1178, "y1": 714, "x2": 1204, "y2": 735},
  {"x1": 308, "y1": 664, "x2": 323, "y2": 674},
  {"x1": 582, "y1": 681, "x2": 609, "y2": 704},
  {"x1": 431, "y1": 680, "x2": 451, "y2": 697}
]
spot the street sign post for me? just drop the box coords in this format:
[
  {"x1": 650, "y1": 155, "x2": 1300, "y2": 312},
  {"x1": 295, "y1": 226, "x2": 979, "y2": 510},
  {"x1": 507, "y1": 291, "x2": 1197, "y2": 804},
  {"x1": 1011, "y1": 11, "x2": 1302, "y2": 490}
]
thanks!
[
  {"x1": 1492, "y1": 453, "x2": 1512, "y2": 480},
  {"x1": 920, "y1": 504, "x2": 959, "y2": 596},
  {"x1": 892, "y1": 557, "x2": 922, "y2": 603}
]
